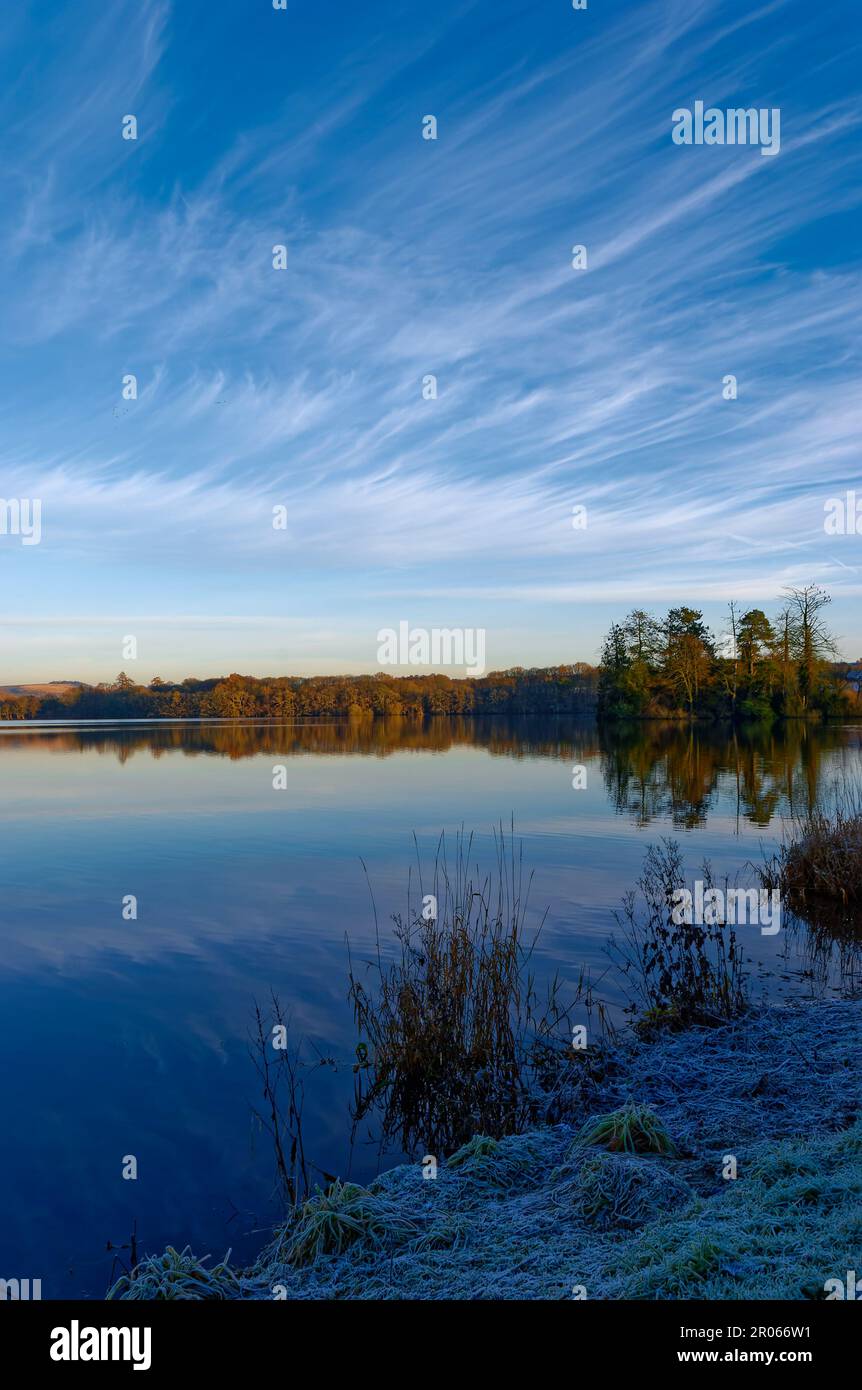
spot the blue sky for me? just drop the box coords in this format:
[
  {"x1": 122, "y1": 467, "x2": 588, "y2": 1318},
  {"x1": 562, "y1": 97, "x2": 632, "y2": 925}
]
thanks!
[{"x1": 1, "y1": 0, "x2": 861, "y2": 682}]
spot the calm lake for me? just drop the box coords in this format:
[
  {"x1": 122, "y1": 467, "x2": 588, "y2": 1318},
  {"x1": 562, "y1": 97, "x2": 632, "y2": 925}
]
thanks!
[{"x1": 1, "y1": 716, "x2": 860, "y2": 1297}]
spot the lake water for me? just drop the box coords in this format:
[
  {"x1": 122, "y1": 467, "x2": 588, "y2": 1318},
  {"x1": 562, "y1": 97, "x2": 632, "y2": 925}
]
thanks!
[{"x1": 1, "y1": 716, "x2": 860, "y2": 1297}]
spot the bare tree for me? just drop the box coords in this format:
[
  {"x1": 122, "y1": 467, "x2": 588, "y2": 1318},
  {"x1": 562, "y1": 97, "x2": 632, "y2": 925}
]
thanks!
[
  {"x1": 719, "y1": 601, "x2": 741, "y2": 713},
  {"x1": 781, "y1": 584, "x2": 838, "y2": 710}
]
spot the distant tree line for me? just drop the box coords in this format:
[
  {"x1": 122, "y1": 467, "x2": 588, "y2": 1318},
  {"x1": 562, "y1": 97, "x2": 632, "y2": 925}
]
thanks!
[
  {"x1": 598, "y1": 585, "x2": 860, "y2": 722},
  {"x1": 0, "y1": 665, "x2": 599, "y2": 722}
]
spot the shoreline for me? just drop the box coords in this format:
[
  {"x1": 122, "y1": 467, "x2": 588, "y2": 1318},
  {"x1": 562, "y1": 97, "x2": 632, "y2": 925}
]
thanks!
[{"x1": 110, "y1": 997, "x2": 862, "y2": 1301}]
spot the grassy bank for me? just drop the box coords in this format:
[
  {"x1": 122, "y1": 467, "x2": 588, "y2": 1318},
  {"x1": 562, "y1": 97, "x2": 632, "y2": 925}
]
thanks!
[{"x1": 109, "y1": 998, "x2": 862, "y2": 1301}]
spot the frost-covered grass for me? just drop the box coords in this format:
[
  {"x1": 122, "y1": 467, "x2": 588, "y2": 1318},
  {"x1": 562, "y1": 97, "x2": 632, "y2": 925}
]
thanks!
[
  {"x1": 572, "y1": 1101, "x2": 679, "y2": 1157},
  {"x1": 271, "y1": 1179, "x2": 422, "y2": 1267},
  {"x1": 603, "y1": 1125, "x2": 862, "y2": 1300},
  {"x1": 107, "y1": 1246, "x2": 243, "y2": 1301},
  {"x1": 112, "y1": 999, "x2": 862, "y2": 1300}
]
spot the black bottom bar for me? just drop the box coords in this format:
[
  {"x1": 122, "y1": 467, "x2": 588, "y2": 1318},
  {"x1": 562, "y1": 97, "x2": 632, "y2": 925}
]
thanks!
[{"x1": 3, "y1": 1297, "x2": 855, "y2": 1375}]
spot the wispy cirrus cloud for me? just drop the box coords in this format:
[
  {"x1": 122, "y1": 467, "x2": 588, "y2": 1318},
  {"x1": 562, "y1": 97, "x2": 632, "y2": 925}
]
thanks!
[{"x1": 1, "y1": 0, "x2": 861, "y2": 678}]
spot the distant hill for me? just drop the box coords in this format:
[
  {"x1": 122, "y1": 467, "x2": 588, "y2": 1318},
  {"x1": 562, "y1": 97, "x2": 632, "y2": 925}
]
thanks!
[{"x1": 0, "y1": 682, "x2": 84, "y2": 697}]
